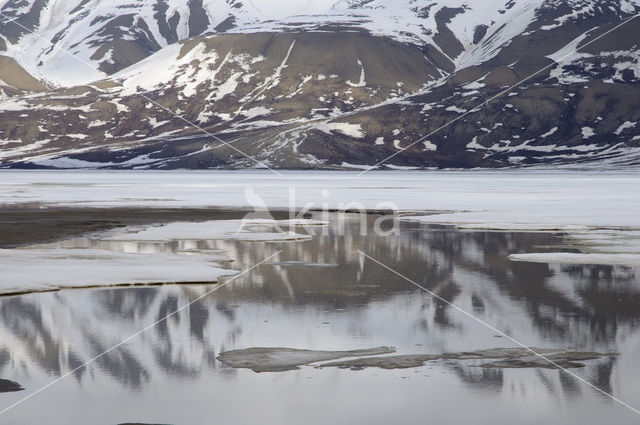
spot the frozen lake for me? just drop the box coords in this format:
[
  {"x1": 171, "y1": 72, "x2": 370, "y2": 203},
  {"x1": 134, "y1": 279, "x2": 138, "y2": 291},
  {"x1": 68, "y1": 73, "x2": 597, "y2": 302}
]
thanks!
[
  {"x1": 2, "y1": 169, "x2": 638, "y2": 265},
  {"x1": 0, "y1": 169, "x2": 638, "y2": 229}
]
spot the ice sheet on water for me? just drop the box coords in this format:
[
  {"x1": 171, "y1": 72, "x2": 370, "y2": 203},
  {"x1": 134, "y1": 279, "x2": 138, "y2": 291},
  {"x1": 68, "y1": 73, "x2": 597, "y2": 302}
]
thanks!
[
  {"x1": 101, "y1": 219, "x2": 314, "y2": 242},
  {"x1": 216, "y1": 346, "x2": 396, "y2": 372},
  {"x1": 1, "y1": 170, "x2": 639, "y2": 266},
  {"x1": 0, "y1": 248, "x2": 237, "y2": 296},
  {"x1": 509, "y1": 253, "x2": 640, "y2": 267},
  {"x1": 0, "y1": 214, "x2": 324, "y2": 295}
]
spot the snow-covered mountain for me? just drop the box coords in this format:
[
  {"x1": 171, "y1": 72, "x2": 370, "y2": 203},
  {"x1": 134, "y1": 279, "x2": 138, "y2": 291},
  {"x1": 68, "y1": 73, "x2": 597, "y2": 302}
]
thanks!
[
  {"x1": 0, "y1": 0, "x2": 551, "y2": 85},
  {"x1": 0, "y1": 0, "x2": 639, "y2": 169}
]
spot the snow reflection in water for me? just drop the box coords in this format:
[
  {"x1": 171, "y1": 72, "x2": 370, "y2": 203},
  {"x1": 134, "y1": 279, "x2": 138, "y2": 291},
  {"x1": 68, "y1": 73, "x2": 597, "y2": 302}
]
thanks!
[{"x1": 0, "y1": 216, "x2": 639, "y2": 425}]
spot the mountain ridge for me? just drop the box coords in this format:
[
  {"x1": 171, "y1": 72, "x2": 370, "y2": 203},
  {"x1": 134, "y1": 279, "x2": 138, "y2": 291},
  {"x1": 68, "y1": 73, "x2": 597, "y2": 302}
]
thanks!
[{"x1": 0, "y1": 0, "x2": 639, "y2": 169}]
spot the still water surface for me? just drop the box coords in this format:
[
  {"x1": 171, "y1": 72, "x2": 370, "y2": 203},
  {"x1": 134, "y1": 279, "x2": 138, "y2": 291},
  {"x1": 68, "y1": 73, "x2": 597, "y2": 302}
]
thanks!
[{"x1": 0, "y1": 216, "x2": 639, "y2": 424}]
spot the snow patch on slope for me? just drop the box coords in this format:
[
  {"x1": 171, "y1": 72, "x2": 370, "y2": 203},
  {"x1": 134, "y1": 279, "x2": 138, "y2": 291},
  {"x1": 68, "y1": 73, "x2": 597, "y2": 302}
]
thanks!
[{"x1": 314, "y1": 122, "x2": 364, "y2": 138}]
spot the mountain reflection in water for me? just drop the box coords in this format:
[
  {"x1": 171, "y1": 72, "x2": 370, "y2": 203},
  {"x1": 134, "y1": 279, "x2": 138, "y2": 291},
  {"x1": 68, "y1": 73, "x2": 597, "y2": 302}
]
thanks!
[{"x1": 0, "y1": 215, "x2": 638, "y2": 425}]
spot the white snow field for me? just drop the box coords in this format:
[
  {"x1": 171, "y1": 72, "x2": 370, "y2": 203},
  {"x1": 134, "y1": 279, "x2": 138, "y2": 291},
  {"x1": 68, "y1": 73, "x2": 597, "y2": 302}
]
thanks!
[
  {"x1": 0, "y1": 170, "x2": 636, "y2": 225},
  {"x1": 0, "y1": 170, "x2": 638, "y2": 280}
]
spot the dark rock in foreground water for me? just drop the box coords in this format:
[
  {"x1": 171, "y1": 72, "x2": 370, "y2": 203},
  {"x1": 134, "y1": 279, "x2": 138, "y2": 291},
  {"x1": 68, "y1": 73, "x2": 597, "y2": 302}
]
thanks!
[{"x1": 0, "y1": 378, "x2": 23, "y2": 392}]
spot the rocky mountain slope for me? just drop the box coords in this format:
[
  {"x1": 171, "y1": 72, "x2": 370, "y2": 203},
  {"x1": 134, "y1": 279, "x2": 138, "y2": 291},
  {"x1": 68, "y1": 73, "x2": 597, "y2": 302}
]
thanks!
[{"x1": 0, "y1": 0, "x2": 639, "y2": 169}]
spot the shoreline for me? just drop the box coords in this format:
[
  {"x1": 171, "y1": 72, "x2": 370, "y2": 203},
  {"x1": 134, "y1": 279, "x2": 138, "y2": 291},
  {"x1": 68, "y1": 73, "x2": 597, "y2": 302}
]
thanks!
[
  {"x1": 0, "y1": 206, "x2": 293, "y2": 249},
  {"x1": 0, "y1": 205, "x2": 399, "y2": 249}
]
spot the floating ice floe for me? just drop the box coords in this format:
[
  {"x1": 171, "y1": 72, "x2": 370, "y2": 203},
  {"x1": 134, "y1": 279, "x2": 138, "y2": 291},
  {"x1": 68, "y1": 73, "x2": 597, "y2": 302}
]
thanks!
[
  {"x1": 507, "y1": 228, "x2": 640, "y2": 266},
  {"x1": 0, "y1": 218, "x2": 323, "y2": 296},
  {"x1": 217, "y1": 346, "x2": 396, "y2": 372},
  {"x1": 410, "y1": 213, "x2": 640, "y2": 267},
  {"x1": 101, "y1": 220, "x2": 314, "y2": 243},
  {"x1": 319, "y1": 347, "x2": 616, "y2": 370},
  {"x1": 509, "y1": 253, "x2": 640, "y2": 267},
  {"x1": 455, "y1": 223, "x2": 590, "y2": 232},
  {"x1": 246, "y1": 218, "x2": 329, "y2": 227},
  {"x1": 563, "y1": 229, "x2": 640, "y2": 254},
  {"x1": 264, "y1": 260, "x2": 338, "y2": 268},
  {"x1": 217, "y1": 346, "x2": 615, "y2": 372},
  {"x1": 0, "y1": 249, "x2": 237, "y2": 296}
]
